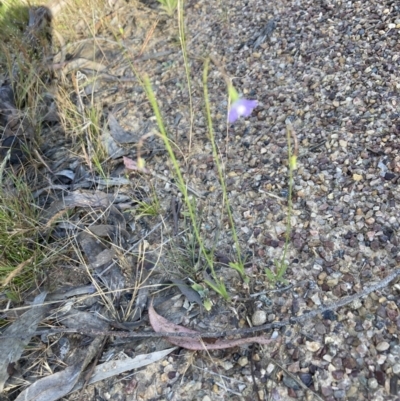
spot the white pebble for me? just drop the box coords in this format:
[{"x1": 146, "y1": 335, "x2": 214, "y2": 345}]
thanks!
[
  {"x1": 252, "y1": 310, "x2": 267, "y2": 326},
  {"x1": 376, "y1": 341, "x2": 390, "y2": 352}
]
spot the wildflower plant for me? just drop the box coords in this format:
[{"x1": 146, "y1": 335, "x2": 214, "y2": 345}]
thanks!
[
  {"x1": 141, "y1": 3, "x2": 294, "y2": 301},
  {"x1": 203, "y1": 60, "x2": 255, "y2": 283}
]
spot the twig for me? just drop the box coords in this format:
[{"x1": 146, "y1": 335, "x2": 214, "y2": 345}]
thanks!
[
  {"x1": 78, "y1": 336, "x2": 108, "y2": 401},
  {"x1": 2, "y1": 268, "x2": 399, "y2": 340}
]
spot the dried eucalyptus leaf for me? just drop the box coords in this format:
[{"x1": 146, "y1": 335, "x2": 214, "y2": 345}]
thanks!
[{"x1": 0, "y1": 292, "x2": 48, "y2": 392}]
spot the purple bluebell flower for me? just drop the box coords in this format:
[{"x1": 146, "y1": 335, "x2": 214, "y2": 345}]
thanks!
[{"x1": 228, "y1": 98, "x2": 258, "y2": 123}]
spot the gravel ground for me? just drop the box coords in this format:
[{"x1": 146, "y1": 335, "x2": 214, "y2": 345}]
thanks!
[{"x1": 6, "y1": 0, "x2": 400, "y2": 400}]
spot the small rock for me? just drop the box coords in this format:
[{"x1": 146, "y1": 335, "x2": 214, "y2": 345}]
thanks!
[
  {"x1": 315, "y1": 322, "x2": 327, "y2": 335},
  {"x1": 384, "y1": 172, "x2": 396, "y2": 180},
  {"x1": 310, "y1": 293, "x2": 321, "y2": 305},
  {"x1": 333, "y1": 389, "x2": 346, "y2": 399},
  {"x1": 237, "y1": 356, "x2": 249, "y2": 367},
  {"x1": 306, "y1": 341, "x2": 322, "y2": 352},
  {"x1": 252, "y1": 310, "x2": 267, "y2": 326},
  {"x1": 299, "y1": 372, "x2": 313, "y2": 387},
  {"x1": 326, "y1": 277, "x2": 339, "y2": 287},
  {"x1": 332, "y1": 370, "x2": 344, "y2": 380},
  {"x1": 266, "y1": 363, "x2": 275, "y2": 375},
  {"x1": 288, "y1": 361, "x2": 300, "y2": 373},
  {"x1": 376, "y1": 341, "x2": 390, "y2": 352},
  {"x1": 368, "y1": 377, "x2": 378, "y2": 390},
  {"x1": 282, "y1": 375, "x2": 300, "y2": 390},
  {"x1": 393, "y1": 364, "x2": 400, "y2": 374},
  {"x1": 321, "y1": 386, "x2": 333, "y2": 396},
  {"x1": 375, "y1": 370, "x2": 385, "y2": 386},
  {"x1": 346, "y1": 386, "x2": 358, "y2": 398},
  {"x1": 168, "y1": 371, "x2": 177, "y2": 380},
  {"x1": 219, "y1": 361, "x2": 234, "y2": 370}
]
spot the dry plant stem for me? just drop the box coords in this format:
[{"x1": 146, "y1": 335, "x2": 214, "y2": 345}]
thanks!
[
  {"x1": 139, "y1": 18, "x2": 160, "y2": 56},
  {"x1": 78, "y1": 335, "x2": 108, "y2": 401},
  {"x1": 178, "y1": 0, "x2": 194, "y2": 152},
  {"x1": 71, "y1": 71, "x2": 93, "y2": 172},
  {"x1": 2, "y1": 255, "x2": 35, "y2": 287},
  {"x1": 13, "y1": 267, "x2": 399, "y2": 340}
]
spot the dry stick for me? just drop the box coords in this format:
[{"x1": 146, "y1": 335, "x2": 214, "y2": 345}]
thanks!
[
  {"x1": 139, "y1": 18, "x2": 160, "y2": 56},
  {"x1": 78, "y1": 335, "x2": 108, "y2": 401},
  {"x1": 18, "y1": 267, "x2": 400, "y2": 340}
]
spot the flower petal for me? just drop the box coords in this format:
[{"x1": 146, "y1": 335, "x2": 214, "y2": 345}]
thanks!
[
  {"x1": 229, "y1": 98, "x2": 257, "y2": 123},
  {"x1": 228, "y1": 106, "x2": 240, "y2": 123}
]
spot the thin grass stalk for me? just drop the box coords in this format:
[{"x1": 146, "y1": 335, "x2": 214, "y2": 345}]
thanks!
[
  {"x1": 177, "y1": 0, "x2": 194, "y2": 152},
  {"x1": 202, "y1": 59, "x2": 246, "y2": 280},
  {"x1": 276, "y1": 123, "x2": 295, "y2": 280}
]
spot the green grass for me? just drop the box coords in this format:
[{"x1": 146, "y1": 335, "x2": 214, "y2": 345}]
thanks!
[
  {"x1": 0, "y1": 0, "x2": 61, "y2": 298},
  {"x1": 157, "y1": 0, "x2": 178, "y2": 16},
  {"x1": 0, "y1": 175, "x2": 41, "y2": 298},
  {"x1": 0, "y1": 0, "x2": 29, "y2": 45},
  {"x1": 135, "y1": 198, "x2": 161, "y2": 218}
]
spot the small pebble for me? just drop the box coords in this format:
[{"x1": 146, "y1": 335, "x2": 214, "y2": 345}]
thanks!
[
  {"x1": 333, "y1": 389, "x2": 346, "y2": 399},
  {"x1": 306, "y1": 341, "x2": 322, "y2": 352},
  {"x1": 237, "y1": 356, "x2": 249, "y2": 367},
  {"x1": 368, "y1": 378, "x2": 378, "y2": 390},
  {"x1": 219, "y1": 361, "x2": 234, "y2": 370},
  {"x1": 252, "y1": 310, "x2": 267, "y2": 326},
  {"x1": 392, "y1": 364, "x2": 400, "y2": 374},
  {"x1": 376, "y1": 341, "x2": 390, "y2": 352},
  {"x1": 282, "y1": 375, "x2": 300, "y2": 390}
]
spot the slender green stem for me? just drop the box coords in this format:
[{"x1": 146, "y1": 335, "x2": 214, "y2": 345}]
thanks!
[
  {"x1": 203, "y1": 59, "x2": 246, "y2": 280},
  {"x1": 177, "y1": 0, "x2": 194, "y2": 151},
  {"x1": 276, "y1": 123, "x2": 294, "y2": 280}
]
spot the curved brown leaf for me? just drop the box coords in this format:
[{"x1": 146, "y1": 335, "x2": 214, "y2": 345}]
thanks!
[{"x1": 149, "y1": 304, "x2": 279, "y2": 351}]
